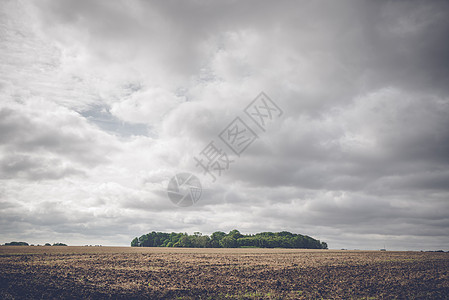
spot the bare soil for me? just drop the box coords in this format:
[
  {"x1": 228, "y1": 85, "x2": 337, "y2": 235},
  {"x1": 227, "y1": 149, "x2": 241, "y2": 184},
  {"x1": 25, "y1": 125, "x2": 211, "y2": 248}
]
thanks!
[{"x1": 1, "y1": 246, "x2": 448, "y2": 299}]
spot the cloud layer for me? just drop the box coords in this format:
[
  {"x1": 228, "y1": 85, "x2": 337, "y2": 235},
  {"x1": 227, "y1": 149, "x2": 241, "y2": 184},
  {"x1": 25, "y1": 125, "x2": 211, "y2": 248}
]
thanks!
[{"x1": 1, "y1": 0, "x2": 448, "y2": 250}]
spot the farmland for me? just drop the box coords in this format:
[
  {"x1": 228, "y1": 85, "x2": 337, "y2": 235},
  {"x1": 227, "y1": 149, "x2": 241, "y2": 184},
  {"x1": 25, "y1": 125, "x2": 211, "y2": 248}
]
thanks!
[{"x1": 1, "y1": 246, "x2": 448, "y2": 299}]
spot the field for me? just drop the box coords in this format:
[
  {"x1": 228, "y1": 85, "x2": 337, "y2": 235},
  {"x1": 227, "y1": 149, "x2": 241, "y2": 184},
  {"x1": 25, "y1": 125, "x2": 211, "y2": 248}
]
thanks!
[{"x1": 1, "y1": 246, "x2": 448, "y2": 299}]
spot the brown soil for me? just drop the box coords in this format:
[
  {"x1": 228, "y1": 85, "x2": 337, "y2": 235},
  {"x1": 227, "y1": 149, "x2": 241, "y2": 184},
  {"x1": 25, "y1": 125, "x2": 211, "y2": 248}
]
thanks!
[{"x1": 1, "y1": 246, "x2": 448, "y2": 299}]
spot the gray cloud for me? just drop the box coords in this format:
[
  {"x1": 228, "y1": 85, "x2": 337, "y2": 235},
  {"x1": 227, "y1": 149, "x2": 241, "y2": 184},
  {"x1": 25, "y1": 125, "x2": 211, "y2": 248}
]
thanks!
[
  {"x1": 0, "y1": 153, "x2": 85, "y2": 180},
  {"x1": 0, "y1": 103, "x2": 119, "y2": 168}
]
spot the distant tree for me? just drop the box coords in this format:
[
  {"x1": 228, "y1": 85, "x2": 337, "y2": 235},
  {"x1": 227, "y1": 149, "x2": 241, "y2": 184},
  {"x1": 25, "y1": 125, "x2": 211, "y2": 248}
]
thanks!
[
  {"x1": 52, "y1": 243, "x2": 67, "y2": 246},
  {"x1": 179, "y1": 235, "x2": 192, "y2": 247},
  {"x1": 5, "y1": 241, "x2": 29, "y2": 246},
  {"x1": 131, "y1": 237, "x2": 139, "y2": 247},
  {"x1": 191, "y1": 235, "x2": 210, "y2": 248},
  {"x1": 44, "y1": 243, "x2": 51, "y2": 246},
  {"x1": 169, "y1": 232, "x2": 183, "y2": 246},
  {"x1": 237, "y1": 237, "x2": 257, "y2": 247},
  {"x1": 228, "y1": 229, "x2": 243, "y2": 239},
  {"x1": 210, "y1": 231, "x2": 226, "y2": 247},
  {"x1": 220, "y1": 236, "x2": 237, "y2": 248},
  {"x1": 278, "y1": 231, "x2": 294, "y2": 238}
]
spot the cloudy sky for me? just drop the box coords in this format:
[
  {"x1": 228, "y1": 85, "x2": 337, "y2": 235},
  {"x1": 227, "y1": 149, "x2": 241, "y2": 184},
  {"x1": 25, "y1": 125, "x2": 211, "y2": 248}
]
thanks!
[{"x1": 1, "y1": 0, "x2": 448, "y2": 250}]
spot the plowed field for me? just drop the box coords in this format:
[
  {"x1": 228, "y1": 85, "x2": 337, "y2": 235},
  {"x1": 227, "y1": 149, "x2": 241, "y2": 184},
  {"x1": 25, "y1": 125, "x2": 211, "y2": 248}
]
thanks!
[{"x1": 1, "y1": 246, "x2": 448, "y2": 299}]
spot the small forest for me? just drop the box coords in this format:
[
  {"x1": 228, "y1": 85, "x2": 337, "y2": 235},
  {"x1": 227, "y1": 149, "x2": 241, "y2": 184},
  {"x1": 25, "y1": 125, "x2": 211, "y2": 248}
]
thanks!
[{"x1": 131, "y1": 230, "x2": 328, "y2": 249}]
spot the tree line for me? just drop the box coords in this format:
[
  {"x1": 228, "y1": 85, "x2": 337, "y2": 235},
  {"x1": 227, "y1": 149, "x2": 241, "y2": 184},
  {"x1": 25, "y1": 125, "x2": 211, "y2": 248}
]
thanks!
[
  {"x1": 131, "y1": 230, "x2": 328, "y2": 249},
  {"x1": 3, "y1": 242, "x2": 67, "y2": 246}
]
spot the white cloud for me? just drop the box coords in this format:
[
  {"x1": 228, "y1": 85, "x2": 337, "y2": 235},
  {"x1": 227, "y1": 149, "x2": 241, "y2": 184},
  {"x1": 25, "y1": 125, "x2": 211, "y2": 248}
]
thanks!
[{"x1": 110, "y1": 87, "x2": 185, "y2": 125}]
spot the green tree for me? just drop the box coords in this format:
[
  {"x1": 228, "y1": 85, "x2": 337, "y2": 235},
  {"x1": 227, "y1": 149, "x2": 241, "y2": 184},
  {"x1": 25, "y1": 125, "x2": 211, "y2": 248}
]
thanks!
[
  {"x1": 179, "y1": 235, "x2": 192, "y2": 247},
  {"x1": 220, "y1": 236, "x2": 237, "y2": 248},
  {"x1": 228, "y1": 229, "x2": 243, "y2": 239},
  {"x1": 5, "y1": 241, "x2": 29, "y2": 246},
  {"x1": 131, "y1": 237, "x2": 139, "y2": 247},
  {"x1": 210, "y1": 231, "x2": 226, "y2": 247}
]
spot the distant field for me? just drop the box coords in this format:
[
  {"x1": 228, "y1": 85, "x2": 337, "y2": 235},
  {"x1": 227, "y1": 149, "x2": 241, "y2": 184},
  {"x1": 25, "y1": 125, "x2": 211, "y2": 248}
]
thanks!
[{"x1": 1, "y1": 246, "x2": 448, "y2": 299}]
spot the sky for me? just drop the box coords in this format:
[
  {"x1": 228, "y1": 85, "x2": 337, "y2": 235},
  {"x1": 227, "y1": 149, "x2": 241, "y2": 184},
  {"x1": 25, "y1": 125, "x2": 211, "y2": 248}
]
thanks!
[{"x1": 1, "y1": 0, "x2": 448, "y2": 250}]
